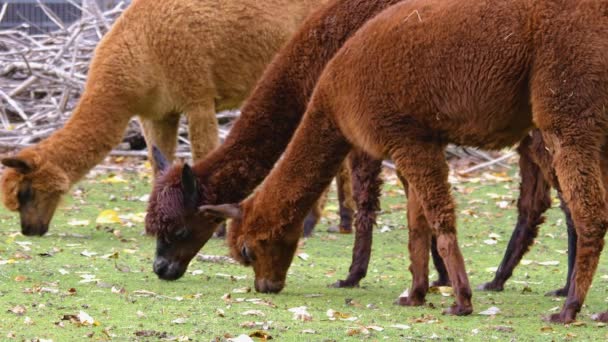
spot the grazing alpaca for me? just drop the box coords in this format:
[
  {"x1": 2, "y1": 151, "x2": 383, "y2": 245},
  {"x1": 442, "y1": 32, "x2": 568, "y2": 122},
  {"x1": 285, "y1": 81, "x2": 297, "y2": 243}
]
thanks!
[
  {"x1": 203, "y1": 0, "x2": 608, "y2": 322},
  {"x1": 0, "y1": 0, "x2": 324, "y2": 236},
  {"x1": 146, "y1": 0, "x2": 405, "y2": 282}
]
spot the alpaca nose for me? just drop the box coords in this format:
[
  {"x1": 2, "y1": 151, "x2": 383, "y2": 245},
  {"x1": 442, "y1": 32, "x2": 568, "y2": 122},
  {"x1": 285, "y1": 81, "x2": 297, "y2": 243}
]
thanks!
[
  {"x1": 255, "y1": 278, "x2": 285, "y2": 293},
  {"x1": 21, "y1": 222, "x2": 49, "y2": 236},
  {"x1": 153, "y1": 258, "x2": 186, "y2": 281}
]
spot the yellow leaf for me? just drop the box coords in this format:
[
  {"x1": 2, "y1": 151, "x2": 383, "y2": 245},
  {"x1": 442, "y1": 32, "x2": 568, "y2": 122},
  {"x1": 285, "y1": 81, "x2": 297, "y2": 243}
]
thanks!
[
  {"x1": 96, "y1": 210, "x2": 122, "y2": 224},
  {"x1": 100, "y1": 175, "x2": 128, "y2": 184}
]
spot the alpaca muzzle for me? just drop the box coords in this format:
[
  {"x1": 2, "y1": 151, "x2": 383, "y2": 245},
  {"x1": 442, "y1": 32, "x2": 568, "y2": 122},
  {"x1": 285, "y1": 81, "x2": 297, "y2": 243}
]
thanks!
[{"x1": 254, "y1": 278, "x2": 285, "y2": 293}]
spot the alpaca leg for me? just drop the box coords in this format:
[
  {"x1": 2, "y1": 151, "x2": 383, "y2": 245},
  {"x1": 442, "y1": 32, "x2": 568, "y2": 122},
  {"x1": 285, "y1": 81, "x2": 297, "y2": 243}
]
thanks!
[
  {"x1": 399, "y1": 171, "x2": 450, "y2": 287},
  {"x1": 396, "y1": 187, "x2": 432, "y2": 306},
  {"x1": 479, "y1": 137, "x2": 551, "y2": 292},
  {"x1": 302, "y1": 187, "x2": 328, "y2": 237},
  {"x1": 332, "y1": 150, "x2": 382, "y2": 288},
  {"x1": 140, "y1": 116, "x2": 180, "y2": 177},
  {"x1": 430, "y1": 236, "x2": 451, "y2": 287},
  {"x1": 186, "y1": 101, "x2": 220, "y2": 162},
  {"x1": 392, "y1": 144, "x2": 472, "y2": 315},
  {"x1": 335, "y1": 162, "x2": 356, "y2": 233},
  {"x1": 547, "y1": 140, "x2": 608, "y2": 323},
  {"x1": 544, "y1": 193, "x2": 576, "y2": 296}
]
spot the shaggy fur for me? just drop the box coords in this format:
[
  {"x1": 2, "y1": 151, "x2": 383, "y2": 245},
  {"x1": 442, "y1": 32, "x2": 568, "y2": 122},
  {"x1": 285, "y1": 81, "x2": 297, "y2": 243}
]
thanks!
[
  {"x1": 146, "y1": 0, "x2": 405, "y2": 281},
  {"x1": 222, "y1": 0, "x2": 608, "y2": 322},
  {"x1": 0, "y1": 0, "x2": 324, "y2": 236}
]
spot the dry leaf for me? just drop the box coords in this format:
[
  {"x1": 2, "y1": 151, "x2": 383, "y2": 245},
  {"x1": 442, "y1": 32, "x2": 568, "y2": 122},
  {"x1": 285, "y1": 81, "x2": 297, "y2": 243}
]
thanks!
[
  {"x1": 8, "y1": 305, "x2": 26, "y2": 316},
  {"x1": 479, "y1": 306, "x2": 501, "y2": 316},
  {"x1": 227, "y1": 335, "x2": 254, "y2": 342},
  {"x1": 171, "y1": 318, "x2": 187, "y2": 324},
  {"x1": 80, "y1": 250, "x2": 97, "y2": 257},
  {"x1": 241, "y1": 310, "x2": 265, "y2": 317},
  {"x1": 288, "y1": 306, "x2": 312, "y2": 321},
  {"x1": 537, "y1": 261, "x2": 560, "y2": 266},
  {"x1": 297, "y1": 253, "x2": 310, "y2": 261},
  {"x1": 96, "y1": 210, "x2": 121, "y2": 224},
  {"x1": 390, "y1": 324, "x2": 411, "y2": 330}
]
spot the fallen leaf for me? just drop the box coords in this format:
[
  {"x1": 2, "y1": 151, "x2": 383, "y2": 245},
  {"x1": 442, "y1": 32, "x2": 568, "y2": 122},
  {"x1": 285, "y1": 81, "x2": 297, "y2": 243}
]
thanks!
[
  {"x1": 327, "y1": 309, "x2": 357, "y2": 321},
  {"x1": 297, "y1": 253, "x2": 309, "y2": 261},
  {"x1": 95, "y1": 210, "x2": 121, "y2": 224},
  {"x1": 390, "y1": 324, "x2": 411, "y2": 330},
  {"x1": 171, "y1": 318, "x2": 187, "y2": 324},
  {"x1": 249, "y1": 331, "x2": 273, "y2": 340},
  {"x1": 227, "y1": 335, "x2": 254, "y2": 342},
  {"x1": 288, "y1": 306, "x2": 312, "y2": 321},
  {"x1": 537, "y1": 261, "x2": 560, "y2": 266},
  {"x1": 479, "y1": 306, "x2": 501, "y2": 316},
  {"x1": 8, "y1": 305, "x2": 26, "y2": 316},
  {"x1": 232, "y1": 287, "x2": 251, "y2": 294},
  {"x1": 77, "y1": 310, "x2": 95, "y2": 325},
  {"x1": 80, "y1": 250, "x2": 97, "y2": 257},
  {"x1": 242, "y1": 310, "x2": 265, "y2": 317}
]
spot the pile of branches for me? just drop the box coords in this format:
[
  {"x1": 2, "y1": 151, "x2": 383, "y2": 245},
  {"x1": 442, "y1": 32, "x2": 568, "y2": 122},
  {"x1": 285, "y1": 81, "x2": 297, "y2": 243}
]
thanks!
[{"x1": 0, "y1": 1, "x2": 512, "y2": 173}]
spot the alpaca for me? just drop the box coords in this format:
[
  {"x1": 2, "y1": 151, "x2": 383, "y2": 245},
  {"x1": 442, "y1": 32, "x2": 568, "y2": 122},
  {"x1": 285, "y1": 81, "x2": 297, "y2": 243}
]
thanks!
[
  {"x1": 201, "y1": 0, "x2": 608, "y2": 322},
  {"x1": 0, "y1": 0, "x2": 325, "y2": 236},
  {"x1": 146, "y1": 0, "x2": 406, "y2": 282}
]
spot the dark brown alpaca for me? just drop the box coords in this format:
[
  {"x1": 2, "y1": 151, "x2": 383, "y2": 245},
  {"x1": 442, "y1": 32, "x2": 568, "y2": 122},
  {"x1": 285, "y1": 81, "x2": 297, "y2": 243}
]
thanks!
[
  {"x1": 202, "y1": 0, "x2": 608, "y2": 322},
  {"x1": 146, "y1": 0, "x2": 405, "y2": 282}
]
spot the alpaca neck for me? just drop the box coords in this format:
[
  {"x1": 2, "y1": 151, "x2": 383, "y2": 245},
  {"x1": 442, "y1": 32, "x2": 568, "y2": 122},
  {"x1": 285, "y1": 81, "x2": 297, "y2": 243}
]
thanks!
[
  {"x1": 252, "y1": 108, "x2": 350, "y2": 226},
  {"x1": 34, "y1": 92, "x2": 131, "y2": 185},
  {"x1": 195, "y1": 0, "x2": 401, "y2": 204}
]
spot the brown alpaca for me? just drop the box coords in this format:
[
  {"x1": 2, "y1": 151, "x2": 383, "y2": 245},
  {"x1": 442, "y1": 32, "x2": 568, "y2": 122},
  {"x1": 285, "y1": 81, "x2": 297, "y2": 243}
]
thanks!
[
  {"x1": 203, "y1": 0, "x2": 608, "y2": 322},
  {"x1": 0, "y1": 0, "x2": 324, "y2": 236},
  {"x1": 146, "y1": 0, "x2": 405, "y2": 282}
]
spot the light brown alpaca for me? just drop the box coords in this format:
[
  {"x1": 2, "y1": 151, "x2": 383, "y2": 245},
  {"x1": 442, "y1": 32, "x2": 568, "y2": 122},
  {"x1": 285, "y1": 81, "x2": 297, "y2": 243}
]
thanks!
[
  {"x1": 0, "y1": 0, "x2": 324, "y2": 236},
  {"x1": 209, "y1": 0, "x2": 608, "y2": 323}
]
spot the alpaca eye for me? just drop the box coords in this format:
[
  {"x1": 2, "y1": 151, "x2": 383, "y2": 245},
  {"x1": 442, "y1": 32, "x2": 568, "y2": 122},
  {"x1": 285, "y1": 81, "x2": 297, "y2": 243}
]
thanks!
[
  {"x1": 241, "y1": 244, "x2": 254, "y2": 262},
  {"x1": 174, "y1": 228, "x2": 189, "y2": 240},
  {"x1": 17, "y1": 186, "x2": 34, "y2": 204}
]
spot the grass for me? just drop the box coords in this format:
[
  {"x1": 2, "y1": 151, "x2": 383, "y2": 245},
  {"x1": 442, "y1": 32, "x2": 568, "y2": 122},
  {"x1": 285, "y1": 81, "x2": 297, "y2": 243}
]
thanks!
[{"x1": 1, "y1": 164, "x2": 608, "y2": 341}]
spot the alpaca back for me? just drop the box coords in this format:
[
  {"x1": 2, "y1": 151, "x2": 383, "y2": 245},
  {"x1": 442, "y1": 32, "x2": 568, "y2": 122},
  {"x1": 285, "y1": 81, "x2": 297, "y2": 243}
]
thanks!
[{"x1": 85, "y1": 0, "x2": 327, "y2": 117}]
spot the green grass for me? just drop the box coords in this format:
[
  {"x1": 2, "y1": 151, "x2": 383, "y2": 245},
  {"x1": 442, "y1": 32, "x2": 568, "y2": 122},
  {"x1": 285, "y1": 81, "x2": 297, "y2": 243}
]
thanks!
[{"x1": 1, "y1": 166, "x2": 608, "y2": 341}]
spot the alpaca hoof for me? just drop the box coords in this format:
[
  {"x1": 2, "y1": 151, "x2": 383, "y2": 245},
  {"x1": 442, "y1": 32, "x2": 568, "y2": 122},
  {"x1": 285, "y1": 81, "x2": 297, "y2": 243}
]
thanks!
[
  {"x1": 395, "y1": 295, "x2": 425, "y2": 307},
  {"x1": 430, "y1": 279, "x2": 451, "y2": 287},
  {"x1": 327, "y1": 225, "x2": 352, "y2": 234},
  {"x1": 545, "y1": 287, "x2": 568, "y2": 297},
  {"x1": 329, "y1": 279, "x2": 359, "y2": 288},
  {"x1": 591, "y1": 312, "x2": 608, "y2": 322},
  {"x1": 545, "y1": 311, "x2": 575, "y2": 324},
  {"x1": 477, "y1": 281, "x2": 504, "y2": 292},
  {"x1": 442, "y1": 304, "x2": 473, "y2": 316},
  {"x1": 339, "y1": 226, "x2": 353, "y2": 234}
]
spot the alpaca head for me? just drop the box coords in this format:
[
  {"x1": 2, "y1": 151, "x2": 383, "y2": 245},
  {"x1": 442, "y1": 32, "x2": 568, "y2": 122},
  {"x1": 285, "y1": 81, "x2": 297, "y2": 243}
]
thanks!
[
  {"x1": 146, "y1": 147, "x2": 223, "y2": 280},
  {"x1": 203, "y1": 202, "x2": 300, "y2": 294},
  {"x1": 1, "y1": 149, "x2": 70, "y2": 236}
]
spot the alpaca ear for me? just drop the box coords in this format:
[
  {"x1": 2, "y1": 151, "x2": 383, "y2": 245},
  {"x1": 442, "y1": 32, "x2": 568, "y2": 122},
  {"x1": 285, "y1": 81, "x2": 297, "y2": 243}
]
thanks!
[
  {"x1": 151, "y1": 145, "x2": 169, "y2": 174},
  {"x1": 1, "y1": 157, "x2": 34, "y2": 174},
  {"x1": 181, "y1": 164, "x2": 199, "y2": 209},
  {"x1": 199, "y1": 204, "x2": 242, "y2": 219}
]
